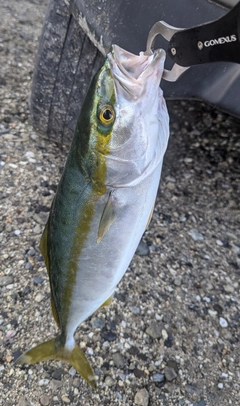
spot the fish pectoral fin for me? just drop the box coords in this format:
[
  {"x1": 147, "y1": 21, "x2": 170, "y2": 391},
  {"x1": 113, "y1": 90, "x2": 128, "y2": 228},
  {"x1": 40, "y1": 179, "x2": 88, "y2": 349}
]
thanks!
[
  {"x1": 100, "y1": 295, "x2": 113, "y2": 308},
  {"x1": 15, "y1": 336, "x2": 97, "y2": 389},
  {"x1": 97, "y1": 191, "x2": 116, "y2": 243}
]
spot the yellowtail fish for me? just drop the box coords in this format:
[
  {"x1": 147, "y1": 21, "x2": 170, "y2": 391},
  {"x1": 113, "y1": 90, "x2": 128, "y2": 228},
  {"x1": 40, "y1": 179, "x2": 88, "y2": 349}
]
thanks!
[{"x1": 16, "y1": 45, "x2": 169, "y2": 388}]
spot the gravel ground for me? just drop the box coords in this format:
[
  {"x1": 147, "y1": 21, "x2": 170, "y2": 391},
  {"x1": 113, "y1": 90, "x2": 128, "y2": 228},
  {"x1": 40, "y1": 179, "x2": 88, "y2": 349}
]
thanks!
[{"x1": 0, "y1": 1, "x2": 240, "y2": 405}]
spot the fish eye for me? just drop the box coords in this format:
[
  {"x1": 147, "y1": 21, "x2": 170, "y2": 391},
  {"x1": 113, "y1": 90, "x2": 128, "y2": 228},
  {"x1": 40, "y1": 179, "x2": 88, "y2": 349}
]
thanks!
[{"x1": 99, "y1": 105, "x2": 115, "y2": 126}]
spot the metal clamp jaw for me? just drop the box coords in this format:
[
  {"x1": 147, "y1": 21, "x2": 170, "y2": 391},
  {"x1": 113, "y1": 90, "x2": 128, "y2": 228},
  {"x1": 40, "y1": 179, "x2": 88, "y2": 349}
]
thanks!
[
  {"x1": 145, "y1": 1, "x2": 240, "y2": 81},
  {"x1": 144, "y1": 21, "x2": 190, "y2": 81}
]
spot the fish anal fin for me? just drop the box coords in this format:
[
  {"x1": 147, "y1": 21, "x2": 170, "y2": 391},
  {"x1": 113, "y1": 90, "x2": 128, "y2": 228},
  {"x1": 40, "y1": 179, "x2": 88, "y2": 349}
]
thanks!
[
  {"x1": 97, "y1": 192, "x2": 116, "y2": 243},
  {"x1": 39, "y1": 221, "x2": 61, "y2": 328},
  {"x1": 146, "y1": 205, "x2": 154, "y2": 230},
  {"x1": 100, "y1": 295, "x2": 113, "y2": 308},
  {"x1": 15, "y1": 336, "x2": 97, "y2": 389}
]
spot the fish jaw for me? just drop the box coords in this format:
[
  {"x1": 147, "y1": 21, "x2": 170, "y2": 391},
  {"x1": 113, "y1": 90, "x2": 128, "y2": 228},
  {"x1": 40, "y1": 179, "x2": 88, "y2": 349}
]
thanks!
[{"x1": 108, "y1": 44, "x2": 166, "y2": 100}]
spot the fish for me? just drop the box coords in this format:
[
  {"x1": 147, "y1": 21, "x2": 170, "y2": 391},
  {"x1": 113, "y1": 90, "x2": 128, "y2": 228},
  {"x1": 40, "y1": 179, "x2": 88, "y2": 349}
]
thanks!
[{"x1": 16, "y1": 44, "x2": 169, "y2": 388}]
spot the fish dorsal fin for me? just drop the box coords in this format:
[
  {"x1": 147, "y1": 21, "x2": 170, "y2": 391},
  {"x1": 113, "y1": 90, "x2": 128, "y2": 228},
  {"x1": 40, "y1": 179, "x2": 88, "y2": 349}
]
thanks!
[
  {"x1": 40, "y1": 222, "x2": 50, "y2": 272},
  {"x1": 97, "y1": 191, "x2": 116, "y2": 243},
  {"x1": 40, "y1": 222, "x2": 60, "y2": 328}
]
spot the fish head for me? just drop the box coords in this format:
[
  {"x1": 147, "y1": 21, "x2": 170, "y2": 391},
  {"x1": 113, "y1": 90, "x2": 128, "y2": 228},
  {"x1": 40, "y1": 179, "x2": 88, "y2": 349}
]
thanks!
[
  {"x1": 75, "y1": 45, "x2": 169, "y2": 188},
  {"x1": 105, "y1": 45, "x2": 169, "y2": 186}
]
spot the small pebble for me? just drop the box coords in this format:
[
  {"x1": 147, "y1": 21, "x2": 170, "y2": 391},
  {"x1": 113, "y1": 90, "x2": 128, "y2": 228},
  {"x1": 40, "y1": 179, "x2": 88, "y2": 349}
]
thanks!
[
  {"x1": 50, "y1": 379, "x2": 62, "y2": 390},
  {"x1": 69, "y1": 367, "x2": 76, "y2": 376},
  {"x1": 129, "y1": 305, "x2": 140, "y2": 315},
  {"x1": 136, "y1": 240, "x2": 149, "y2": 256},
  {"x1": 221, "y1": 372, "x2": 228, "y2": 378},
  {"x1": 218, "y1": 383, "x2": 223, "y2": 389},
  {"x1": 179, "y1": 214, "x2": 186, "y2": 222},
  {"x1": 105, "y1": 376, "x2": 114, "y2": 387},
  {"x1": 185, "y1": 384, "x2": 202, "y2": 395},
  {"x1": 134, "y1": 388, "x2": 149, "y2": 406},
  {"x1": 216, "y1": 239, "x2": 223, "y2": 246},
  {"x1": 38, "y1": 379, "x2": 50, "y2": 386},
  {"x1": 166, "y1": 182, "x2": 175, "y2": 190},
  {"x1": 164, "y1": 366, "x2": 177, "y2": 381},
  {"x1": 73, "y1": 378, "x2": 80, "y2": 387},
  {"x1": 133, "y1": 368, "x2": 145, "y2": 378},
  {"x1": 188, "y1": 229, "x2": 204, "y2": 241},
  {"x1": 0, "y1": 275, "x2": 14, "y2": 286},
  {"x1": 91, "y1": 317, "x2": 105, "y2": 329},
  {"x1": 112, "y1": 352, "x2": 125, "y2": 369},
  {"x1": 174, "y1": 277, "x2": 181, "y2": 286},
  {"x1": 52, "y1": 368, "x2": 63, "y2": 380},
  {"x1": 224, "y1": 284, "x2": 234, "y2": 293},
  {"x1": 101, "y1": 331, "x2": 116, "y2": 342},
  {"x1": 146, "y1": 321, "x2": 163, "y2": 339},
  {"x1": 219, "y1": 317, "x2": 228, "y2": 328},
  {"x1": 152, "y1": 373, "x2": 165, "y2": 383},
  {"x1": 33, "y1": 276, "x2": 44, "y2": 285},
  {"x1": 193, "y1": 400, "x2": 206, "y2": 406},
  {"x1": 208, "y1": 310, "x2": 217, "y2": 317},
  {"x1": 25, "y1": 262, "x2": 33, "y2": 271},
  {"x1": 39, "y1": 395, "x2": 50, "y2": 406},
  {"x1": 161, "y1": 329, "x2": 168, "y2": 340},
  {"x1": 18, "y1": 397, "x2": 30, "y2": 406},
  {"x1": 33, "y1": 224, "x2": 42, "y2": 234},
  {"x1": 184, "y1": 157, "x2": 193, "y2": 164},
  {"x1": 61, "y1": 395, "x2": 70, "y2": 403},
  {"x1": 35, "y1": 293, "x2": 45, "y2": 303},
  {"x1": 115, "y1": 392, "x2": 122, "y2": 400},
  {"x1": 6, "y1": 330, "x2": 16, "y2": 339},
  {"x1": 25, "y1": 151, "x2": 35, "y2": 159}
]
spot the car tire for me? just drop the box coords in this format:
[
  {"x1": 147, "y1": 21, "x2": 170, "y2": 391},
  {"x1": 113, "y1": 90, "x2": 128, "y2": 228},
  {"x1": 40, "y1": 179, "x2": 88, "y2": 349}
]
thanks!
[{"x1": 30, "y1": 0, "x2": 104, "y2": 144}]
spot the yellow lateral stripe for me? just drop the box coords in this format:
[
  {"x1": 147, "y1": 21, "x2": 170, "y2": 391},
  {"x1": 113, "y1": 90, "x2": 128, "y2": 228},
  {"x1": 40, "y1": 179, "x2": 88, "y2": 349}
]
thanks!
[{"x1": 61, "y1": 66, "x2": 115, "y2": 326}]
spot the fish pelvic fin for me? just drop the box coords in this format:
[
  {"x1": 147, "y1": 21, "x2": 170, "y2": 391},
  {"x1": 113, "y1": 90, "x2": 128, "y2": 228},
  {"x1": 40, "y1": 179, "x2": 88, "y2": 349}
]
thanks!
[{"x1": 15, "y1": 337, "x2": 97, "y2": 389}]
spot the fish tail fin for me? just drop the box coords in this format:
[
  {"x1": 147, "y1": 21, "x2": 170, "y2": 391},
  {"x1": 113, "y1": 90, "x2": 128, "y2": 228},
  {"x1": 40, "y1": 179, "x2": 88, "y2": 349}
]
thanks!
[{"x1": 15, "y1": 337, "x2": 97, "y2": 389}]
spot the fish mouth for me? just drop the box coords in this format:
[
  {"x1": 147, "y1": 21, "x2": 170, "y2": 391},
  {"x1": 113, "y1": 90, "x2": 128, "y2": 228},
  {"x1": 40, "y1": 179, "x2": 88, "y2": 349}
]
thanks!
[{"x1": 108, "y1": 45, "x2": 166, "y2": 98}]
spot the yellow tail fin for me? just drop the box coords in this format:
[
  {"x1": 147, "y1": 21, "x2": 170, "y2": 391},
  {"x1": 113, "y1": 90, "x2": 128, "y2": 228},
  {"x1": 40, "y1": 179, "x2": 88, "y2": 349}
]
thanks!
[{"x1": 15, "y1": 337, "x2": 96, "y2": 389}]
